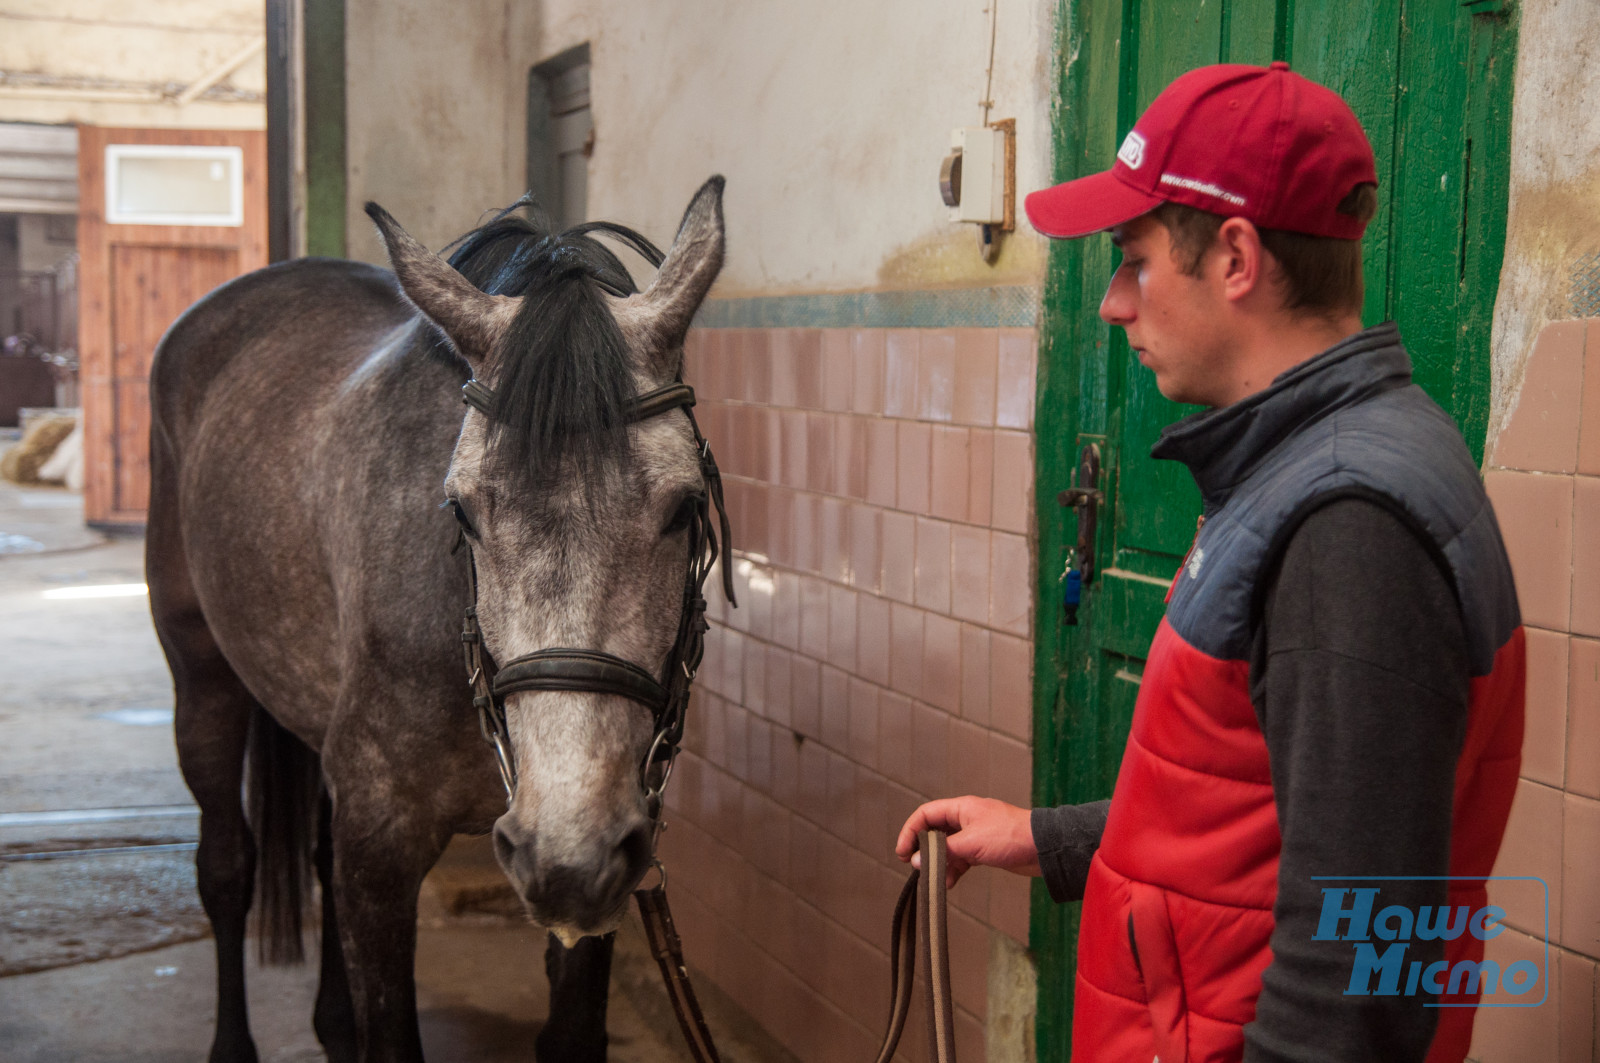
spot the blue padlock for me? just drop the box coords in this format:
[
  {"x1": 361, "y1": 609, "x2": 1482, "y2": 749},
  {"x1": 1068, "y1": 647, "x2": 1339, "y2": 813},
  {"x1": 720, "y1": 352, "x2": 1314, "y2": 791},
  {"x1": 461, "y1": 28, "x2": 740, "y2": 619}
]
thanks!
[{"x1": 1063, "y1": 567, "x2": 1082, "y2": 625}]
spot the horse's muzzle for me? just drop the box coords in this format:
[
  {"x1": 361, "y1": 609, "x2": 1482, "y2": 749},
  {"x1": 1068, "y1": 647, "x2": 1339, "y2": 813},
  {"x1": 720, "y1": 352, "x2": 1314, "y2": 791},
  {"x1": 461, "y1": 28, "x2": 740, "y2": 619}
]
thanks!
[{"x1": 492, "y1": 815, "x2": 655, "y2": 931}]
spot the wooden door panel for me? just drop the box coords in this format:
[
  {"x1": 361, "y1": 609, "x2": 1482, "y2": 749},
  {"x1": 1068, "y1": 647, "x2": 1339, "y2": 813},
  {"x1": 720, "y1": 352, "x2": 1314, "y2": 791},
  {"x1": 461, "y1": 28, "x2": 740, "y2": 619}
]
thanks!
[
  {"x1": 77, "y1": 125, "x2": 266, "y2": 525},
  {"x1": 1448, "y1": 6, "x2": 1517, "y2": 438},
  {"x1": 1116, "y1": 0, "x2": 1220, "y2": 561},
  {"x1": 1386, "y1": 12, "x2": 1465, "y2": 403},
  {"x1": 109, "y1": 244, "x2": 237, "y2": 513},
  {"x1": 114, "y1": 379, "x2": 151, "y2": 514},
  {"x1": 1288, "y1": 3, "x2": 1404, "y2": 330},
  {"x1": 1138, "y1": 1, "x2": 1223, "y2": 103},
  {"x1": 1115, "y1": 342, "x2": 1201, "y2": 558},
  {"x1": 1221, "y1": 0, "x2": 1278, "y2": 62}
]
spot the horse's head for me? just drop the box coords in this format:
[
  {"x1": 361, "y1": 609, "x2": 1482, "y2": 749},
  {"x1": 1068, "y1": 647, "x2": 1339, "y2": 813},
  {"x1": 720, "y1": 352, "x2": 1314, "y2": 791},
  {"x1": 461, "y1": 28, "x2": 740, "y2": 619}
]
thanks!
[{"x1": 368, "y1": 178, "x2": 726, "y2": 938}]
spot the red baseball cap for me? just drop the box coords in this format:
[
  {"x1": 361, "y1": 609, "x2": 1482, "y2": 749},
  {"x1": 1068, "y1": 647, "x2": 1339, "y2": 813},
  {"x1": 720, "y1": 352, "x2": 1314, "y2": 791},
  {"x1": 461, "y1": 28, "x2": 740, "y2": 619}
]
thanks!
[{"x1": 1024, "y1": 61, "x2": 1377, "y2": 240}]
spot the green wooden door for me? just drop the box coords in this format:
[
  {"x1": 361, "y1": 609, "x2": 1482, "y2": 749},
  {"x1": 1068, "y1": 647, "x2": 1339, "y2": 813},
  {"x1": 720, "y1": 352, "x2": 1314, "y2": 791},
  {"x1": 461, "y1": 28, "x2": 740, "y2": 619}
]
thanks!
[{"x1": 1029, "y1": 2, "x2": 1518, "y2": 1058}]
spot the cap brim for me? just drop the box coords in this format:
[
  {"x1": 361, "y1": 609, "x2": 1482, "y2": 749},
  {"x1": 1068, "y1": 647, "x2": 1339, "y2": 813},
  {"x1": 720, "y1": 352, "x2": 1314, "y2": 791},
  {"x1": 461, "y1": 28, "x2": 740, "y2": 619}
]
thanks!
[{"x1": 1024, "y1": 170, "x2": 1165, "y2": 239}]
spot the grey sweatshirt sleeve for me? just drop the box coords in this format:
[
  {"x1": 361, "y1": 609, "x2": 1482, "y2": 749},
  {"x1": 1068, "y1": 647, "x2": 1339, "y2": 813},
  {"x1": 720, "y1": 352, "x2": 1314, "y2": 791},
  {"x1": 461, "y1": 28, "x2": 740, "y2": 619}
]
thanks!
[
  {"x1": 1242, "y1": 497, "x2": 1469, "y2": 1063},
  {"x1": 1030, "y1": 800, "x2": 1110, "y2": 902}
]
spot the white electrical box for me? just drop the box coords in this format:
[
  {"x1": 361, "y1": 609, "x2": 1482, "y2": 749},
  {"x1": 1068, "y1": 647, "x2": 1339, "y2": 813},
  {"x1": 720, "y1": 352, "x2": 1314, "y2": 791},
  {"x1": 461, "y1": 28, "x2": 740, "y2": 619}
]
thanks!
[{"x1": 947, "y1": 126, "x2": 1008, "y2": 225}]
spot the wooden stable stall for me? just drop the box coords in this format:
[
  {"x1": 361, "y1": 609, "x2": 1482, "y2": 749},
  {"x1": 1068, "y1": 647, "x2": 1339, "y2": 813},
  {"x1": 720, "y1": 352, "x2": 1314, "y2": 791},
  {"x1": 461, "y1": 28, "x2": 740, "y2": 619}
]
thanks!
[{"x1": 77, "y1": 126, "x2": 267, "y2": 527}]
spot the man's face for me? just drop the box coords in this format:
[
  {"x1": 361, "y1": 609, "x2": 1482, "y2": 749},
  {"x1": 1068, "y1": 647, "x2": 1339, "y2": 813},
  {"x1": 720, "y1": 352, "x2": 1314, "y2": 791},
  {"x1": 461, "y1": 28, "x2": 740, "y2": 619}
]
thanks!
[{"x1": 1099, "y1": 213, "x2": 1234, "y2": 408}]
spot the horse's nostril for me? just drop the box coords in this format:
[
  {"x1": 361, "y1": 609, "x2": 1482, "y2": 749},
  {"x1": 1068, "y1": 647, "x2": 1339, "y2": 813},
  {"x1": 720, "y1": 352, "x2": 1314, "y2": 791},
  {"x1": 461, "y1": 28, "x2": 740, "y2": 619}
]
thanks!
[
  {"x1": 618, "y1": 824, "x2": 653, "y2": 879},
  {"x1": 492, "y1": 822, "x2": 531, "y2": 887},
  {"x1": 591, "y1": 822, "x2": 655, "y2": 903}
]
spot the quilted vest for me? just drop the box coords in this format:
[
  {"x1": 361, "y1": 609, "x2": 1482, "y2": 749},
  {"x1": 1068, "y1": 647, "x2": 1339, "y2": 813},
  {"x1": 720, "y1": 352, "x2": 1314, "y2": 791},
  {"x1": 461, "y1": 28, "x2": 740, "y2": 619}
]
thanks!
[{"x1": 1071, "y1": 324, "x2": 1525, "y2": 1063}]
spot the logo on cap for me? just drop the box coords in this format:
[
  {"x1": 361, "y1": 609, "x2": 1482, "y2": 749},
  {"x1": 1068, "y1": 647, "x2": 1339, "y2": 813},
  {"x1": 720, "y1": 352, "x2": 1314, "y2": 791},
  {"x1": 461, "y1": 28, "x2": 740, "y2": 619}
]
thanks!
[{"x1": 1117, "y1": 130, "x2": 1147, "y2": 171}]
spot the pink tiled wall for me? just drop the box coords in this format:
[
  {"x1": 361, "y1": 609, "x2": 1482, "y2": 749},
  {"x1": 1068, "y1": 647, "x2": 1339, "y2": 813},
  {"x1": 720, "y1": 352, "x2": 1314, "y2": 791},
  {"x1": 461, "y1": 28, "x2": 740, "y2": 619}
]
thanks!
[
  {"x1": 1477, "y1": 319, "x2": 1600, "y2": 1062},
  {"x1": 658, "y1": 326, "x2": 1038, "y2": 1063}
]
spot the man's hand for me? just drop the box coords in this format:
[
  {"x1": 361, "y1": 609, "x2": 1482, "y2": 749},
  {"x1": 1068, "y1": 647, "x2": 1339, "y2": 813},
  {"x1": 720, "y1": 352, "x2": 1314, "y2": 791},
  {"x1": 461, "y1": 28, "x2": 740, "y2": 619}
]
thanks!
[{"x1": 894, "y1": 796, "x2": 1040, "y2": 888}]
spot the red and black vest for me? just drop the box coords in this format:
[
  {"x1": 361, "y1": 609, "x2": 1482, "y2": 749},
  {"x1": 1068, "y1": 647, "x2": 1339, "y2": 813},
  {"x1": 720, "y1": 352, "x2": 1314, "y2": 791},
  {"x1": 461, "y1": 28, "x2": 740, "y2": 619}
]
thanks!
[{"x1": 1072, "y1": 324, "x2": 1525, "y2": 1063}]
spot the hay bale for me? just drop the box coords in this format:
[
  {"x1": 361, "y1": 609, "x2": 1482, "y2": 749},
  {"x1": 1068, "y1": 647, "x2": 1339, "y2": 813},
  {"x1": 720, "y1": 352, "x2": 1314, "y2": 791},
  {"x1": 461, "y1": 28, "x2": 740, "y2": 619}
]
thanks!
[
  {"x1": 36, "y1": 421, "x2": 83, "y2": 490},
  {"x1": 0, "y1": 414, "x2": 76, "y2": 484}
]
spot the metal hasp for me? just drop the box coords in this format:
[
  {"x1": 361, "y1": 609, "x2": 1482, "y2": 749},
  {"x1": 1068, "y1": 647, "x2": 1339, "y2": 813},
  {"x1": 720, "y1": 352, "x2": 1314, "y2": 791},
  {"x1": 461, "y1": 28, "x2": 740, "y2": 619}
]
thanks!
[{"x1": 1056, "y1": 443, "x2": 1103, "y2": 584}]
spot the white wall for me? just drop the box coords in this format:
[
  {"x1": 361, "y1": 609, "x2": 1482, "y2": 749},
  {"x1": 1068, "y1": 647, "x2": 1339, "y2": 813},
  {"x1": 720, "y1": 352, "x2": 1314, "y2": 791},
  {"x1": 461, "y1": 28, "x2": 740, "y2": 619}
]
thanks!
[
  {"x1": 344, "y1": 0, "x2": 1056, "y2": 293},
  {"x1": 1489, "y1": 0, "x2": 1600, "y2": 444}
]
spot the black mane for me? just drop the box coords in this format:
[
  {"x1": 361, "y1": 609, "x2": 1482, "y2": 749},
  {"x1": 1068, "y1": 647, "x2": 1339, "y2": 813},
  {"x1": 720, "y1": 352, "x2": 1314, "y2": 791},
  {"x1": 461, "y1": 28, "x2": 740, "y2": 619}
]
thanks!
[{"x1": 440, "y1": 197, "x2": 665, "y2": 484}]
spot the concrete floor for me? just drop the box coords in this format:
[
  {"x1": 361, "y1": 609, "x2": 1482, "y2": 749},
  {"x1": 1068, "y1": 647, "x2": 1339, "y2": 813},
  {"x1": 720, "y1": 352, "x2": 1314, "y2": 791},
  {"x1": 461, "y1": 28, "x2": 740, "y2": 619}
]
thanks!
[
  {"x1": 0, "y1": 919, "x2": 701, "y2": 1063},
  {"x1": 0, "y1": 481, "x2": 775, "y2": 1063}
]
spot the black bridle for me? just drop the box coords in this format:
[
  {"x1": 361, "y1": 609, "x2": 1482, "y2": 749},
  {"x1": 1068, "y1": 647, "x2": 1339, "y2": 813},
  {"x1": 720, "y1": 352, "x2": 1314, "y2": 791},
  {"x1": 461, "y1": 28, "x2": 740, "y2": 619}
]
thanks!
[{"x1": 455, "y1": 377, "x2": 736, "y2": 815}]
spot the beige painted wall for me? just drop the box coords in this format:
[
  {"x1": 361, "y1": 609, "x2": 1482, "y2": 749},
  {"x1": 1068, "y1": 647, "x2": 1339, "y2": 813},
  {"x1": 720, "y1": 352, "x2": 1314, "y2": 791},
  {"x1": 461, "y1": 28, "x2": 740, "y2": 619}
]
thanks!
[
  {"x1": 1489, "y1": 0, "x2": 1600, "y2": 453},
  {"x1": 517, "y1": 1, "x2": 1054, "y2": 295},
  {"x1": 343, "y1": 0, "x2": 525, "y2": 264},
  {"x1": 345, "y1": 0, "x2": 1055, "y2": 294},
  {"x1": 0, "y1": 0, "x2": 265, "y2": 130}
]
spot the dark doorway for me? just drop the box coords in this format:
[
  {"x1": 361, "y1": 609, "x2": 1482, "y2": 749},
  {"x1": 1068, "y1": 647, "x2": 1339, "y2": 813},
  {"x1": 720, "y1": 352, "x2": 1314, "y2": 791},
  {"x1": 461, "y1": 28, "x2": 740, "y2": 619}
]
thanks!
[{"x1": 527, "y1": 44, "x2": 592, "y2": 231}]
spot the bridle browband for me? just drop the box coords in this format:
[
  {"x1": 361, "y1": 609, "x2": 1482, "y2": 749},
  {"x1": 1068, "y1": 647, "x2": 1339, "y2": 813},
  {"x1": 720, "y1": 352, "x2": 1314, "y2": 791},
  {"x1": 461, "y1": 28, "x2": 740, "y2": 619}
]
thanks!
[{"x1": 456, "y1": 376, "x2": 736, "y2": 817}]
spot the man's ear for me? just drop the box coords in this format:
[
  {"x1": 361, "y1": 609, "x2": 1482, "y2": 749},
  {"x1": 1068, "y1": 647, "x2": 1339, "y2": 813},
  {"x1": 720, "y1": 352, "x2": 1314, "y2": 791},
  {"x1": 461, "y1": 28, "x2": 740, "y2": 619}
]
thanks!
[{"x1": 1217, "y1": 217, "x2": 1267, "y2": 305}]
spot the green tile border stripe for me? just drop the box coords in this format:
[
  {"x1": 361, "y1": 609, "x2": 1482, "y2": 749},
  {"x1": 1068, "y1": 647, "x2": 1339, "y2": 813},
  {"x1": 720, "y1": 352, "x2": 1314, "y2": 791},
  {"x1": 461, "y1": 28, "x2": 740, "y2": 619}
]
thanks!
[{"x1": 694, "y1": 285, "x2": 1039, "y2": 329}]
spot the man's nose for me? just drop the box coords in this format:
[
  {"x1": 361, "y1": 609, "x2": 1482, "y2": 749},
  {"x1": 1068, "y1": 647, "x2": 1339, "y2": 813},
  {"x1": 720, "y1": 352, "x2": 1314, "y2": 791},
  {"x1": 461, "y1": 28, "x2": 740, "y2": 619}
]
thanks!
[{"x1": 1099, "y1": 273, "x2": 1134, "y2": 326}]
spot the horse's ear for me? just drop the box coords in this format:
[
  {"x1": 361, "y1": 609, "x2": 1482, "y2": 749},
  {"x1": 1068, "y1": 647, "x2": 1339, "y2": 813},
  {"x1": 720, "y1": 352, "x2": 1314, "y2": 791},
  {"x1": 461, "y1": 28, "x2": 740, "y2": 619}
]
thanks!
[
  {"x1": 636, "y1": 176, "x2": 725, "y2": 358},
  {"x1": 365, "y1": 202, "x2": 516, "y2": 368}
]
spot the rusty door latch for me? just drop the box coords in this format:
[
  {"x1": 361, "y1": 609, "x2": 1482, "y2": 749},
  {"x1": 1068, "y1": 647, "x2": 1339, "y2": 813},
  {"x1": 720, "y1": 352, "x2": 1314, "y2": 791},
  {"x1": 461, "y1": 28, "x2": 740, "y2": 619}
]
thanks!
[{"x1": 1056, "y1": 443, "x2": 1103, "y2": 624}]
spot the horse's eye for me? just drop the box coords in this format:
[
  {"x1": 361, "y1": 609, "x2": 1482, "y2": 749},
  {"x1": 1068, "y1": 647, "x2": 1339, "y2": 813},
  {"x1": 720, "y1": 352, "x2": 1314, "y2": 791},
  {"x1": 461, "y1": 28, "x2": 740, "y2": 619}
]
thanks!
[
  {"x1": 445, "y1": 498, "x2": 477, "y2": 538},
  {"x1": 662, "y1": 493, "x2": 702, "y2": 536}
]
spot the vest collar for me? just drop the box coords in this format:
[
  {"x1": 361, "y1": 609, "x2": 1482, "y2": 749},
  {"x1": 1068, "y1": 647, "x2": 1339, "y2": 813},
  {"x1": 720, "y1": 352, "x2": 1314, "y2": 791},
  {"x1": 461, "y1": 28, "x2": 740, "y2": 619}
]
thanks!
[{"x1": 1150, "y1": 321, "x2": 1413, "y2": 510}]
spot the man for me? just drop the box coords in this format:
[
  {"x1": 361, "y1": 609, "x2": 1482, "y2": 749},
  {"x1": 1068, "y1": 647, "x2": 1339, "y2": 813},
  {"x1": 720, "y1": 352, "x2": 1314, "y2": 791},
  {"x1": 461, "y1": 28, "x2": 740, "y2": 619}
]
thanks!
[{"x1": 896, "y1": 62, "x2": 1524, "y2": 1062}]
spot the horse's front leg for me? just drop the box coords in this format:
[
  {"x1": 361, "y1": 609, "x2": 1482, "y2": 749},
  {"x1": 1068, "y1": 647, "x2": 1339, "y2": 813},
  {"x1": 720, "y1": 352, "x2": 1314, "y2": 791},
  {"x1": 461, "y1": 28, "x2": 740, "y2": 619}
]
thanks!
[
  {"x1": 326, "y1": 783, "x2": 450, "y2": 1063},
  {"x1": 536, "y1": 930, "x2": 616, "y2": 1063}
]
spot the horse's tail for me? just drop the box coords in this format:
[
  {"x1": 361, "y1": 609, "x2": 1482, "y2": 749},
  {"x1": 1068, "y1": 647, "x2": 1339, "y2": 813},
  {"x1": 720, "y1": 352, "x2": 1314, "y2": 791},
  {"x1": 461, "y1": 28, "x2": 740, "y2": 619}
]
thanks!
[{"x1": 246, "y1": 704, "x2": 321, "y2": 965}]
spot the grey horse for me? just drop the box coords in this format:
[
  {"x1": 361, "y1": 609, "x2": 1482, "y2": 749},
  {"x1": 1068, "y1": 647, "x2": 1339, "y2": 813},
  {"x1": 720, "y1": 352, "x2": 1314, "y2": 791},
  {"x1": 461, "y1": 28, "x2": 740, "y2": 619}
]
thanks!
[{"x1": 147, "y1": 177, "x2": 728, "y2": 1062}]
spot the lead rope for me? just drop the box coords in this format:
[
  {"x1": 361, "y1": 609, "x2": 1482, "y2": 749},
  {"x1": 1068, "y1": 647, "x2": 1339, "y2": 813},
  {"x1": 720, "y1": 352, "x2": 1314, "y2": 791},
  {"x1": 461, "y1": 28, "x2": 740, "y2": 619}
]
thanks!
[
  {"x1": 633, "y1": 831, "x2": 956, "y2": 1063},
  {"x1": 631, "y1": 453, "x2": 727, "y2": 1063},
  {"x1": 874, "y1": 830, "x2": 957, "y2": 1063},
  {"x1": 635, "y1": 869, "x2": 724, "y2": 1063}
]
